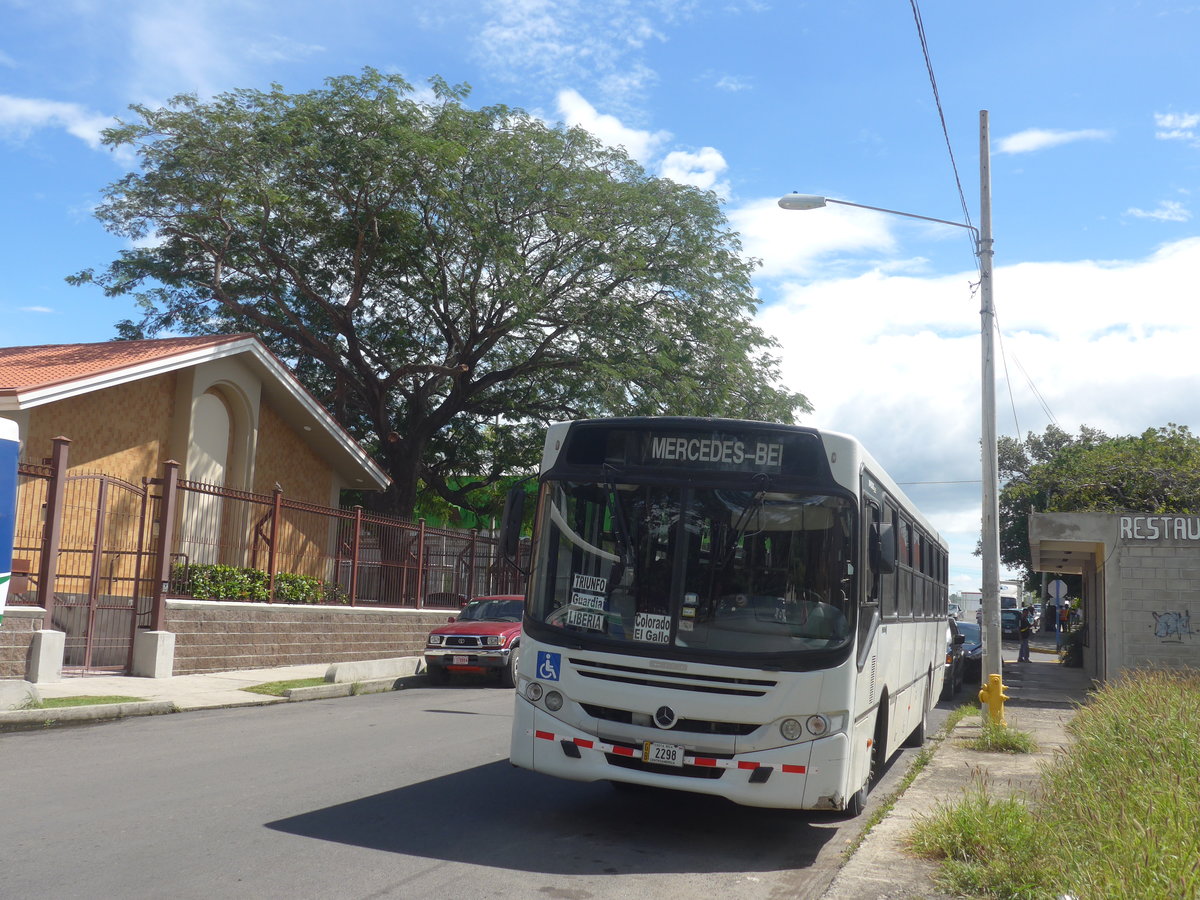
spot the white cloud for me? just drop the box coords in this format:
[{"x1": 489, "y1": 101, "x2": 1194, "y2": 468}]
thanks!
[
  {"x1": 246, "y1": 35, "x2": 326, "y2": 64},
  {"x1": 714, "y1": 74, "x2": 751, "y2": 92},
  {"x1": 731, "y1": 197, "x2": 904, "y2": 279},
  {"x1": 1154, "y1": 111, "x2": 1200, "y2": 143},
  {"x1": 555, "y1": 88, "x2": 669, "y2": 163},
  {"x1": 658, "y1": 147, "x2": 729, "y2": 195},
  {"x1": 1125, "y1": 200, "x2": 1191, "y2": 222},
  {"x1": 19, "y1": 306, "x2": 54, "y2": 314},
  {"x1": 996, "y1": 128, "x2": 1112, "y2": 154},
  {"x1": 475, "y1": 0, "x2": 667, "y2": 107},
  {"x1": 129, "y1": 5, "x2": 232, "y2": 101},
  {"x1": 0, "y1": 94, "x2": 112, "y2": 148}
]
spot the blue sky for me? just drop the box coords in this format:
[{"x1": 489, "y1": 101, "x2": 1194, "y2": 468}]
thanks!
[{"x1": 3, "y1": 0, "x2": 1199, "y2": 593}]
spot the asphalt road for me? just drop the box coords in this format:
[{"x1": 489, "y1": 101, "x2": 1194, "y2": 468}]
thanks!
[{"x1": 0, "y1": 681, "x2": 951, "y2": 899}]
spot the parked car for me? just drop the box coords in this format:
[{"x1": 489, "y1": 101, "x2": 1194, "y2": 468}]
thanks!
[
  {"x1": 948, "y1": 602, "x2": 961, "y2": 620},
  {"x1": 424, "y1": 595, "x2": 524, "y2": 687},
  {"x1": 941, "y1": 617, "x2": 966, "y2": 699},
  {"x1": 955, "y1": 620, "x2": 983, "y2": 681},
  {"x1": 1000, "y1": 608, "x2": 1022, "y2": 640}
]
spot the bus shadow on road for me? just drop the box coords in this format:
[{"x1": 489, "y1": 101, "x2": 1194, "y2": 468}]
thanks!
[{"x1": 266, "y1": 760, "x2": 840, "y2": 875}]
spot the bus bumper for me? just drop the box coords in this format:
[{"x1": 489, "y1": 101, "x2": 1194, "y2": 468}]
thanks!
[{"x1": 510, "y1": 696, "x2": 851, "y2": 810}]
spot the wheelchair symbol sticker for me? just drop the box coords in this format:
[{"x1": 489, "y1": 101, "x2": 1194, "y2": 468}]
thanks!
[{"x1": 536, "y1": 651, "x2": 561, "y2": 681}]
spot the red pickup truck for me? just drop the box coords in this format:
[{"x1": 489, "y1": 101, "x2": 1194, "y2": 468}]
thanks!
[{"x1": 423, "y1": 595, "x2": 524, "y2": 687}]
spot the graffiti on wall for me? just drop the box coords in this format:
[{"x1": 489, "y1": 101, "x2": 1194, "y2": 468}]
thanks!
[{"x1": 1151, "y1": 609, "x2": 1193, "y2": 642}]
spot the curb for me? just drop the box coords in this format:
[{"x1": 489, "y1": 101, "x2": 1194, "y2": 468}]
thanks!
[
  {"x1": 285, "y1": 673, "x2": 428, "y2": 700},
  {"x1": 0, "y1": 699, "x2": 179, "y2": 732},
  {"x1": 0, "y1": 673, "x2": 434, "y2": 731}
]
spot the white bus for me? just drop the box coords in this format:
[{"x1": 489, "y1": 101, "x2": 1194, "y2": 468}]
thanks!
[{"x1": 508, "y1": 417, "x2": 948, "y2": 814}]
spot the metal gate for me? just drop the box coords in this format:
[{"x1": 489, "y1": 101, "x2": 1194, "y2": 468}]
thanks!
[{"x1": 47, "y1": 474, "x2": 156, "y2": 674}]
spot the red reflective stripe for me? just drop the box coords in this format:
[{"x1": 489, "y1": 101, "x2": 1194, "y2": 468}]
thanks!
[{"x1": 530, "y1": 729, "x2": 806, "y2": 774}]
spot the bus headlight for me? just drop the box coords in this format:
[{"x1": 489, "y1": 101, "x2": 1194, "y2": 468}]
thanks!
[
  {"x1": 545, "y1": 690, "x2": 564, "y2": 712},
  {"x1": 780, "y1": 718, "x2": 803, "y2": 741},
  {"x1": 806, "y1": 715, "x2": 830, "y2": 737},
  {"x1": 525, "y1": 682, "x2": 544, "y2": 702}
]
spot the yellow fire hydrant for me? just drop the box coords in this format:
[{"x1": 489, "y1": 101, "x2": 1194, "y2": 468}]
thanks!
[{"x1": 978, "y1": 673, "x2": 1009, "y2": 726}]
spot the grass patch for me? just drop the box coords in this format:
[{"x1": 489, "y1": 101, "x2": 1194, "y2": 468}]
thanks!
[
  {"x1": 842, "y1": 702, "x2": 979, "y2": 858},
  {"x1": 963, "y1": 720, "x2": 1038, "y2": 754},
  {"x1": 242, "y1": 677, "x2": 327, "y2": 696},
  {"x1": 908, "y1": 784, "x2": 1053, "y2": 898},
  {"x1": 29, "y1": 695, "x2": 146, "y2": 709},
  {"x1": 910, "y1": 668, "x2": 1200, "y2": 899}
]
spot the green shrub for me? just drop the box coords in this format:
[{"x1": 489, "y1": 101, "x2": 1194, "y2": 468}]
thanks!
[
  {"x1": 178, "y1": 563, "x2": 269, "y2": 602},
  {"x1": 272, "y1": 572, "x2": 322, "y2": 604},
  {"x1": 173, "y1": 563, "x2": 341, "y2": 604}
]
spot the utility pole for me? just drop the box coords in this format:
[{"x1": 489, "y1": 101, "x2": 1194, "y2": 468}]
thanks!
[{"x1": 978, "y1": 109, "x2": 1004, "y2": 714}]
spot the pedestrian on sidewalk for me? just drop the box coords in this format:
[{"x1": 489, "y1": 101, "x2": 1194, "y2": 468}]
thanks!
[{"x1": 1017, "y1": 604, "x2": 1033, "y2": 662}]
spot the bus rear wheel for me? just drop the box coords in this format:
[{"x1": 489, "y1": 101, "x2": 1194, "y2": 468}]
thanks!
[{"x1": 903, "y1": 672, "x2": 932, "y2": 747}]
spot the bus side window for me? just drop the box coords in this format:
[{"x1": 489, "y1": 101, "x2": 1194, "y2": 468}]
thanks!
[
  {"x1": 912, "y1": 532, "x2": 925, "y2": 617},
  {"x1": 897, "y1": 518, "x2": 913, "y2": 617},
  {"x1": 883, "y1": 505, "x2": 899, "y2": 618}
]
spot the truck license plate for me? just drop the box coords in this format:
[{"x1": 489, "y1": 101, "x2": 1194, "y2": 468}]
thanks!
[
  {"x1": 453, "y1": 655, "x2": 468, "y2": 665},
  {"x1": 642, "y1": 741, "x2": 684, "y2": 767}
]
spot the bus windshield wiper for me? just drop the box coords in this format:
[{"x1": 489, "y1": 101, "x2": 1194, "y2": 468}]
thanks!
[
  {"x1": 716, "y1": 473, "x2": 771, "y2": 573},
  {"x1": 603, "y1": 464, "x2": 637, "y2": 587}
]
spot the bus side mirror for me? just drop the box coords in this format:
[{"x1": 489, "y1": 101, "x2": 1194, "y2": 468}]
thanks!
[
  {"x1": 498, "y1": 486, "x2": 526, "y2": 562},
  {"x1": 870, "y1": 522, "x2": 896, "y2": 575}
]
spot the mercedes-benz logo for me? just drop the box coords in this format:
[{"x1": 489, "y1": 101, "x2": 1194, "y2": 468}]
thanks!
[{"x1": 654, "y1": 706, "x2": 677, "y2": 729}]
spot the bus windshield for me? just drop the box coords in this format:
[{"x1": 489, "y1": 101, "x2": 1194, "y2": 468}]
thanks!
[{"x1": 527, "y1": 479, "x2": 856, "y2": 659}]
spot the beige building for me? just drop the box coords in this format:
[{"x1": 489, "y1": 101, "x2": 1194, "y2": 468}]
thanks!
[
  {"x1": 1029, "y1": 512, "x2": 1200, "y2": 681},
  {"x1": 0, "y1": 335, "x2": 394, "y2": 678}
]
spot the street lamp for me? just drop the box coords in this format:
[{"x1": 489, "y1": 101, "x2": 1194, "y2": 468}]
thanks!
[{"x1": 778, "y1": 110, "x2": 1003, "y2": 707}]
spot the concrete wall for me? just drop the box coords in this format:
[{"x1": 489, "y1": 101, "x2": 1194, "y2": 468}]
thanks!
[
  {"x1": 0, "y1": 606, "x2": 43, "y2": 677},
  {"x1": 1113, "y1": 518, "x2": 1200, "y2": 673},
  {"x1": 0, "y1": 600, "x2": 453, "y2": 678},
  {"x1": 163, "y1": 599, "x2": 450, "y2": 675}
]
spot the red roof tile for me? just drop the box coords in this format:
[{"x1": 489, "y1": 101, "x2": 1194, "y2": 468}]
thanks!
[{"x1": 0, "y1": 334, "x2": 253, "y2": 395}]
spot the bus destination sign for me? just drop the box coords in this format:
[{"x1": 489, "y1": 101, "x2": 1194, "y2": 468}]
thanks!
[{"x1": 646, "y1": 434, "x2": 784, "y2": 472}]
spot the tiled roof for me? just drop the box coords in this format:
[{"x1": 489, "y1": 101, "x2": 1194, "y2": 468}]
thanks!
[{"x1": 0, "y1": 334, "x2": 251, "y2": 395}]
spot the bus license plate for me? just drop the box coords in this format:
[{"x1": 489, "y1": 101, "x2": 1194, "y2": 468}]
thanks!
[
  {"x1": 643, "y1": 741, "x2": 685, "y2": 767},
  {"x1": 453, "y1": 655, "x2": 468, "y2": 665}
]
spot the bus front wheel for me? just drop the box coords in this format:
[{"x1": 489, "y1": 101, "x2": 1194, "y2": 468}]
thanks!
[{"x1": 845, "y1": 706, "x2": 887, "y2": 817}]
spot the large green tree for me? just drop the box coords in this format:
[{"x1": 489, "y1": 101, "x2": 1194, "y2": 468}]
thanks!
[
  {"x1": 74, "y1": 70, "x2": 808, "y2": 517},
  {"x1": 998, "y1": 423, "x2": 1200, "y2": 580}
]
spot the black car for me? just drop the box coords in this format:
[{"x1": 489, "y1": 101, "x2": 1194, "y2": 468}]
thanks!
[
  {"x1": 1000, "y1": 608, "x2": 1022, "y2": 640},
  {"x1": 955, "y1": 620, "x2": 983, "y2": 681},
  {"x1": 941, "y1": 617, "x2": 966, "y2": 699}
]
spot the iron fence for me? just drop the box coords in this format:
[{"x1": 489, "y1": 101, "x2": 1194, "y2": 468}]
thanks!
[{"x1": 167, "y1": 469, "x2": 524, "y2": 608}]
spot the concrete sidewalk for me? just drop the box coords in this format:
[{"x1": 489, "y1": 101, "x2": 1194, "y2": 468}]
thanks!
[
  {"x1": 0, "y1": 656, "x2": 426, "y2": 730},
  {"x1": 822, "y1": 635, "x2": 1095, "y2": 900}
]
